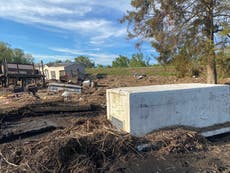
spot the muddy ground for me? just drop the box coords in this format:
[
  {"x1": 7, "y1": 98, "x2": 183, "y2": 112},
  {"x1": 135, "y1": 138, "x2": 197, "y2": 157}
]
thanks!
[{"x1": 0, "y1": 75, "x2": 230, "y2": 173}]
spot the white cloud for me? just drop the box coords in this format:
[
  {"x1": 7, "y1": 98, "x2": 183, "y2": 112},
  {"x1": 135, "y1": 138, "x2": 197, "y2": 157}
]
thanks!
[
  {"x1": 50, "y1": 47, "x2": 117, "y2": 65},
  {"x1": 0, "y1": 0, "x2": 130, "y2": 44},
  {"x1": 33, "y1": 54, "x2": 74, "y2": 63},
  {"x1": 90, "y1": 28, "x2": 126, "y2": 43},
  {"x1": 0, "y1": 0, "x2": 135, "y2": 64},
  {"x1": 0, "y1": 1, "x2": 91, "y2": 17},
  {"x1": 98, "y1": 1, "x2": 132, "y2": 13},
  {"x1": 44, "y1": 0, "x2": 132, "y2": 13}
]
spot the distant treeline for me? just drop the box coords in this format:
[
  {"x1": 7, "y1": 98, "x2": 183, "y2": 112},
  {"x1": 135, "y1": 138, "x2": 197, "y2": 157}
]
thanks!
[
  {"x1": 46, "y1": 53, "x2": 151, "y2": 69},
  {"x1": 0, "y1": 42, "x2": 34, "y2": 64}
]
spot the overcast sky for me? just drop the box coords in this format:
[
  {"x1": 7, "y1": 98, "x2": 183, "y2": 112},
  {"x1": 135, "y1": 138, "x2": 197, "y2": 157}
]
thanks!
[{"x1": 0, "y1": 0, "x2": 156, "y2": 65}]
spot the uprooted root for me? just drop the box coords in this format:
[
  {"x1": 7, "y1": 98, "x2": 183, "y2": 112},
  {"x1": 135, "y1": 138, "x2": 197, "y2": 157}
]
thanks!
[
  {"x1": 0, "y1": 116, "x2": 208, "y2": 173},
  {"x1": 0, "y1": 131, "x2": 139, "y2": 173},
  {"x1": 146, "y1": 128, "x2": 208, "y2": 154},
  {"x1": 0, "y1": 116, "x2": 139, "y2": 173}
]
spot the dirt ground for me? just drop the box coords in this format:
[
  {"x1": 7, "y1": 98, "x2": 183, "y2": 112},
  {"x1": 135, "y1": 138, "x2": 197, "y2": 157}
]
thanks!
[{"x1": 1, "y1": 75, "x2": 230, "y2": 173}]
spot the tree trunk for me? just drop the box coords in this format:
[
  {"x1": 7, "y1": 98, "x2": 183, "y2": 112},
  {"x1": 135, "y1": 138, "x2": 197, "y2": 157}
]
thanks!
[
  {"x1": 206, "y1": 54, "x2": 217, "y2": 84},
  {"x1": 206, "y1": 0, "x2": 217, "y2": 84}
]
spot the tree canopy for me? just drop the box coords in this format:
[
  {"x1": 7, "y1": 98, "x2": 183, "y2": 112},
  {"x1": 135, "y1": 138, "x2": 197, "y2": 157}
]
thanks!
[
  {"x1": 122, "y1": 0, "x2": 230, "y2": 83},
  {"x1": 129, "y1": 53, "x2": 148, "y2": 67},
  {"x1": 0, "y1": 42, "x2": 34, "y2": 64},
  {"x1": 112, "y1": 55, "x2": 130, "y2": 67},
  {"x1": 74, "y1": 56, "x2": 95, "y2": 68},
  {"x1": 111, "y1": 54, "x2": 149, "y2": 68}
]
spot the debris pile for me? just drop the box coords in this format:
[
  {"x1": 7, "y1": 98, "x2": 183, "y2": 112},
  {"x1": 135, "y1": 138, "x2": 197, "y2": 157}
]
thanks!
[
  {"x1": 0, "y1": 115, "x2": 208, "y2": 173},
  {"x1": 145, "y1": 128, "x2": 208, "y2": 154},
  {"x1": 0, "y1": 116, "x2": 134, "y2": 172}
]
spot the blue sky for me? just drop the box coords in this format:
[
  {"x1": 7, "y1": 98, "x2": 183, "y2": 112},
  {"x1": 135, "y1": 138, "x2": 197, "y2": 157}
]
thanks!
[{"x1": 0, "y1": 0, "x2": 157, "y2": 65}]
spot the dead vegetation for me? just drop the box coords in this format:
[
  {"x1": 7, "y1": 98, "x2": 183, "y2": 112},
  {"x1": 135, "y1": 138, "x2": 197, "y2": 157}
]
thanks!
[
  {"x1": 0, "y1": 114, "x2": 208, "y2": 173},
  {"x1": 0, "y1": 116, "x2": 135, "y2": 173},
  {"x1": 145, "y1": 128, "x2": 208, "y2": 154}
]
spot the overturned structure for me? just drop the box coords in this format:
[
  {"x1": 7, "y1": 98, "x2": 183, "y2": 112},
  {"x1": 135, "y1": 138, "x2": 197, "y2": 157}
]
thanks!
[{"x1": 107, "y1": 84, "x2": 230, "y2": 136}]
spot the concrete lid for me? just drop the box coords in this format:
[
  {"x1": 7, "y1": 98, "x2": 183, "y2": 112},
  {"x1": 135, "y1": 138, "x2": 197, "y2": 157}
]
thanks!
[{"x1": 108, "y1": 83, "x2": 229, "y2": 94}]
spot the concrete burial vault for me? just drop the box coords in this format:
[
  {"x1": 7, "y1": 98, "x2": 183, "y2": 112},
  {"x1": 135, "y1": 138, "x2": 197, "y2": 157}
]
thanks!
[{"x1": 106, "y1": 84, "x2": 230, "y2": 136}]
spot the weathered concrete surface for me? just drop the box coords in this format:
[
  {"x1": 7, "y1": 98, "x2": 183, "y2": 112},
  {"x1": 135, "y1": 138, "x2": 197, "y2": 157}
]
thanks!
[{"x1": 107, "y1": 84, "x2": 230, "y2": 136}]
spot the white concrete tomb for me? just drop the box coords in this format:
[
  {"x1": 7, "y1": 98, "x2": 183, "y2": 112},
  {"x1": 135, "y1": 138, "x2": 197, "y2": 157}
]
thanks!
[{"x1": 106, "y1": 84, "x2": 230, "y2": 136}]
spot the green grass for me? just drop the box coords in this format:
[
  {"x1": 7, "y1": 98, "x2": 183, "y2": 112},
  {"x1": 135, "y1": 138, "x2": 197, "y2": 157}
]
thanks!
[
  {"x1": 86, "y1": 66, "x2": 176, "y2": 77},
  {"x1": 87, "y1": 65, "x2": 230, "y2": 79}
]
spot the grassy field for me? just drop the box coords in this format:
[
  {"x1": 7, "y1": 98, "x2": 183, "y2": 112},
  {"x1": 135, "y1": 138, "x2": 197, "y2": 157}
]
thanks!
[
  {"x1": 86, "y1": 65, "x2": 230, "y2": 80},
  {"x1": 86, "y1": 65, "x2": 176, "y2": 77}
]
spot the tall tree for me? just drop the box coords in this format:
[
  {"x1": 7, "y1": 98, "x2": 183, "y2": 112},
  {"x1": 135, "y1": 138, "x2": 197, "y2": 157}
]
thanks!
[
  {"x1": 112, "y1": 55, "x2": 130, "y2": 67},
  {"x1": 0, "y1": 42, "x2": 13, "y2": 63},
  {"x1": 0, "y1": 42, "x2": 34, "y2": 64},
  {"x1": 21, "y1": 53, "x2": 34, "y2": 64},
  {"x1": 13, "y1": 48, "x2": 25, "y2": 63},
  {"x1": 129, "y1": 53, "x2": 147, "y2": 67},
  {"x1": 122, "y1": 0, "x2": 230, "y2": 83},
  {"x1": 75, "y1": 56, "x2": 95, "y2": 68}
]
